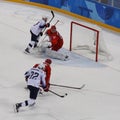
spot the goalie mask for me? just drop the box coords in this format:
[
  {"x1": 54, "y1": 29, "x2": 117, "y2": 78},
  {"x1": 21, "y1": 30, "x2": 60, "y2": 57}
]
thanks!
[{"x1": 51, "y1": 25, "x2": 56, "y2": 33}]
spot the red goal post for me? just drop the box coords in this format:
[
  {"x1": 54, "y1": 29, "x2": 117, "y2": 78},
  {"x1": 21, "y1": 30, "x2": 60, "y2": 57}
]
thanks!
[{"x1": 70, "y1": 21, "x2": 100, "y2": 62}]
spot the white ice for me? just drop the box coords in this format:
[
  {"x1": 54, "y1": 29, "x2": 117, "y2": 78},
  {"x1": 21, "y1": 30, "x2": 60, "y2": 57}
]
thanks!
[{"x1": 0, "y1": 1, "x2": 120, "y2": 120}]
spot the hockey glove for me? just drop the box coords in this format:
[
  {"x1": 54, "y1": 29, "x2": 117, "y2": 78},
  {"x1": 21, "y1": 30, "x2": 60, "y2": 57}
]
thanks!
[
  {"x1": 25, "y1": 75, "x2": 29, "y2": 82},
  {"x1": 43, "y1": 84, "x2": 50, "y2": 92},
  {"x1": 44, "y1": 87, "x2": 49, "y2": 92},
  {"x1": 39, "y1": 32, "x2": 43, "y2": 36},
  {"x1": 45, "y1": 23, "x2": 50, "y2": 27}
]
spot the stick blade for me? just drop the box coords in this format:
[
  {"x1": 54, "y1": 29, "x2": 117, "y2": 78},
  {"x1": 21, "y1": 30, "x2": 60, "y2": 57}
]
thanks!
[
  {"x1": 79, "y1": 84, "x2": 85, "y2": 89},
  {"x1": 51, "y1": 10, "x2": 54, "y2": 17}
]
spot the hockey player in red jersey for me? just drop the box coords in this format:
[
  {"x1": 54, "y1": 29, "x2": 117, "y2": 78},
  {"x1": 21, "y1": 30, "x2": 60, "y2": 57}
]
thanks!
[
  {"x1": 33, "y1": 58, "x2": 52, "y2": 92},
  {"x1": 40, "y1": 25, "x2": 69, "y2": 61},
  {"x1": 46, "y1": 25, "x2": 63, "y2": 51}
]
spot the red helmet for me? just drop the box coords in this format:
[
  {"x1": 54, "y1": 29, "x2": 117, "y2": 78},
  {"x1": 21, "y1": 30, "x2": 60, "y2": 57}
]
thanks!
[
  {"x1": 51, "y1": 25, "x2": 56, "y2": 30},
  {"x1": 51, "y1": 25, "x2": 56, "y2": 33},
  {"x1": 45, "y1": 59, "x2": 52, "y2": 64}
]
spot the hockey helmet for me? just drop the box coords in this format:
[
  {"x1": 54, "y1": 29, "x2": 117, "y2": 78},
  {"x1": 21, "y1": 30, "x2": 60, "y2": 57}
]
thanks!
[
  {"x1": 38, "y1": 64, "x2": 45, "y2": 70},
  {"x1": 51, "y1": 25, "x2": 56, "y2": 33},
  {"x1": 45, "y1": 59, "x2": 52, "y2": 64},
  {"x1": 42, "y1": 16, "x2": 48, "y2": 22},
  {"x1": 51, "y1": 25, "x2": 56, "y2": 30}
]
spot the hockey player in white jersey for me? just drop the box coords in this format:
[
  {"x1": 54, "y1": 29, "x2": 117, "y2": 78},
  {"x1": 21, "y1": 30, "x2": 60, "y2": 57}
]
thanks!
[
  {"x1": 24, "y1": 16, "x2": 50, "y2": 53},
  {"x1": 14, "y1": 64, "x2": 46, "y2": 112}
]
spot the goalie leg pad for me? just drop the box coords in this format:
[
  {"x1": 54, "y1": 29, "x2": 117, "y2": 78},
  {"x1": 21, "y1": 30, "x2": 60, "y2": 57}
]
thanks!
[
  {"x1": 45, "y1": 48, "x2": 69, "y2": 61},
  {"x1": 40, "y1": 41, "x2": 51, "y2": 52}
]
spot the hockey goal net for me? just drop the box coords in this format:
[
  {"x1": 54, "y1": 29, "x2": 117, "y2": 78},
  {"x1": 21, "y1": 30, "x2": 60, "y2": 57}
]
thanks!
[{"x1": 69, "y1": 21, "x2": 111, "y2": 62}]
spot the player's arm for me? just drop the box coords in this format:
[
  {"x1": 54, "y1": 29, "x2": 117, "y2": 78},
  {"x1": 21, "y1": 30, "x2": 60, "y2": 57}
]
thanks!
[
  {"x1": 44, "y1": 65, "x2": 51, "y2": 92},
  {"x1": 24, "y1": 71, "x2": 30, "y2": 82},
  {"x1": 33, "y1": 64, "x2": 39, "y2": 68},
  {"x1": 39, "y1": 20, "x2": 50, "y2": 28}
]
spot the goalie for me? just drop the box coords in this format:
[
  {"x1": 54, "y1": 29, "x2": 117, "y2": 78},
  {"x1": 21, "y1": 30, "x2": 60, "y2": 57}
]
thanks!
[{"x1": 40, "y1": 25, "x2": 69, "y2": 61}]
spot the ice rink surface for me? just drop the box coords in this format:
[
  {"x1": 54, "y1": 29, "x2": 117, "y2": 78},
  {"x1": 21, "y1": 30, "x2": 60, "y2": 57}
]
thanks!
[{"x1": 0, "y1": 1, "x2": 120, "y2": 120}]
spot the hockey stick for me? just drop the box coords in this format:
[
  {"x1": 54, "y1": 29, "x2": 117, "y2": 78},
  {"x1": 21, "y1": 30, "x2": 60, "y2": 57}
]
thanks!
[
  {"x1": 37, "y1": 11, "x2": 55, "y2": 47},
  {"x1": 49, "y1": 89, "x2": 68, "y2": 98},
  {"x1": 54, "y1": 20, "x2": 60, "y2": 26},
  {"x1": 49, "y1": 11, "x2": 55, "y2": 23},
  {"x1": 42, "y1": 10, "x2": 55, "y2": 33},
  {"x1": 50, "y1": 84, "x2": 85, "y2": 90}
]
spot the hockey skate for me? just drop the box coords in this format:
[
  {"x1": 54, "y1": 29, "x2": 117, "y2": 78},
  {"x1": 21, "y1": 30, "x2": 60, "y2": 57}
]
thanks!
[
  {"x1": 14, "y1": 103, "x2": 21, "y2": 113},
  {"x1": 24, "y1": 48, "x2": 30, "y2": 54}
]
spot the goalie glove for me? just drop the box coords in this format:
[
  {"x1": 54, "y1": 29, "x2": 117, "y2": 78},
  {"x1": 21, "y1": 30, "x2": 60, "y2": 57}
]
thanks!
[{"x1": 41, "y1": 41, "x2": 52, "y2": 48}]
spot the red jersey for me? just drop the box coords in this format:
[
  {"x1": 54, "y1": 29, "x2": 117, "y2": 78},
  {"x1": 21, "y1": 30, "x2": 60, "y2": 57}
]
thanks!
[
  {"x1": 33, "y1": 62, "x2": 51, "y2": 90},
  {"x1": 46, "y1": 29, "x2": 63, "y2": 51}
]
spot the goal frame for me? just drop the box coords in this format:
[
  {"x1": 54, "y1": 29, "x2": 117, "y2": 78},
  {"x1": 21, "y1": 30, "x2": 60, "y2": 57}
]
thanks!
[{"x1": 69, "y1": 21, "x2": 100, "y2": 62}]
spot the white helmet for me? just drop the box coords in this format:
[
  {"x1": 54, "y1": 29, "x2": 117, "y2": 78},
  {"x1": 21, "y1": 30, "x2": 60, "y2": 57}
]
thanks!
[
  {"x1": 38, "y1": 64, "x2": 45, "y2": 70},
  {"x1": 42, "y1": 16, "x2": 48, "y2": 22}
]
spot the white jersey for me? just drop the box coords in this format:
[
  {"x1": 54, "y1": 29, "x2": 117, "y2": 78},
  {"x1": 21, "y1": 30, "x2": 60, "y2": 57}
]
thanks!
[
  {"x1": 30, "y1": 19, "x2": 46, "y2": 36},
  {"x1": 25, "y1": 68, "x2": 46, "y2": 88}
]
